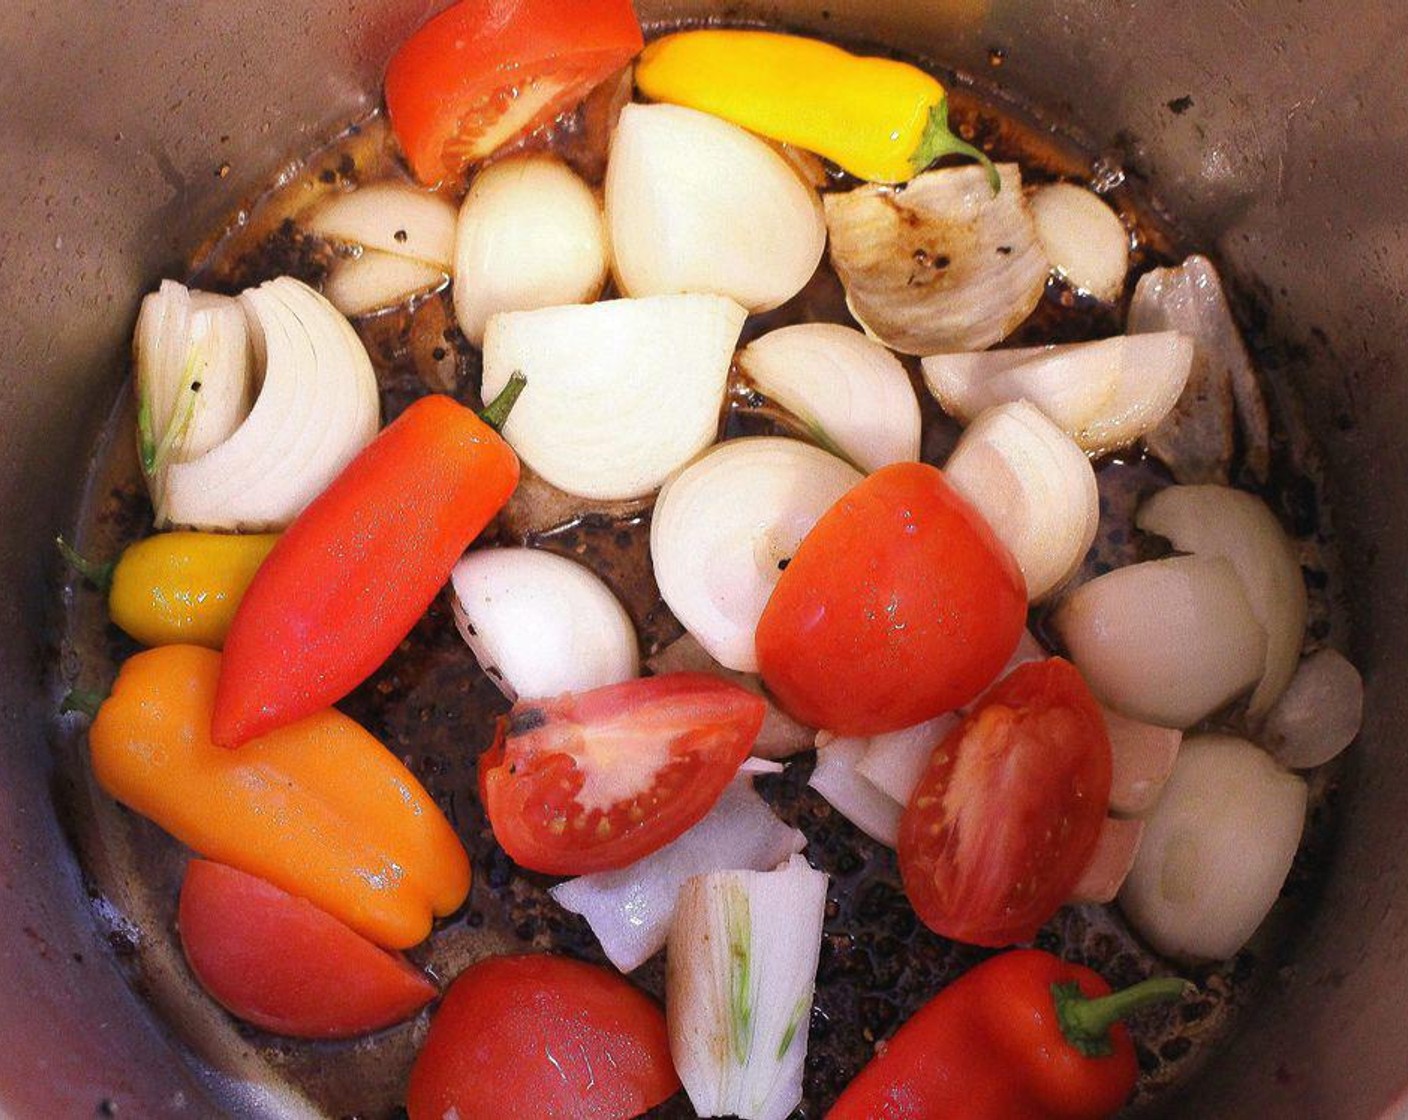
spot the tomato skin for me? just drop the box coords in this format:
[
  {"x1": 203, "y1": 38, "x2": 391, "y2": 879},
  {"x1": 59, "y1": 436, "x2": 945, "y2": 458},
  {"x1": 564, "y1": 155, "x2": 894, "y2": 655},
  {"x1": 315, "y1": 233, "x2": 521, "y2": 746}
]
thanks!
[
  {"x1": 177, "y1": 860, "x2": 436, "y2": 1038},
  {"x1": 406, "y1": 954, "x2": 679, "y2": 1120},
  {"x1": 756, "y1": 461, "x2": 1026, "y2": 735},
  {"x1": 385, "y1": 0, "x2": 644, "y2": 185},
  {"x1": 480, "y1": 673, "x2": 765, "y2": 875},
  {"x1": 898, "y1": 658, "x2": 1112, "y2": 947}
]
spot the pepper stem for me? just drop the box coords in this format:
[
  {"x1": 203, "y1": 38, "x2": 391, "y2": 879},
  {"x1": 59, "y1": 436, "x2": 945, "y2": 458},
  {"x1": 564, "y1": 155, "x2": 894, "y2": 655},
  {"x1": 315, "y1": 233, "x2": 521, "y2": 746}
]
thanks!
[
  {"x1": 1053, "y1": 977, "x2": 1193, "y2": 1058},
  {"x1": 56, "y1": 536, "x2": 115, "y2": 591},
  {"x1": 911, "y1": 96, "x2": 1000, "y2": 194},
  {"x1": 478, "y1": 371, "x2": 527, "y2": 433},
  {"x1": 60, "y1": 689, "x2": 108, "y2": 719}
]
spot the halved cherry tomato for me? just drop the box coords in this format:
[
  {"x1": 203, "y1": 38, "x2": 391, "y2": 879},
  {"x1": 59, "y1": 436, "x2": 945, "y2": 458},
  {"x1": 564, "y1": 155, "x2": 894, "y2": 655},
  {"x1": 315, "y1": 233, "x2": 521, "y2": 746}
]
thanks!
[
  {"x1": 406, "y1": 954, "x2": 679, "y2": 1120},
  {"x1": 898, "y1": 658, "x2": 1112, "y2": 947},
  {"x1": 756, "y1": 461, "x2": 1026, "y2": 736},
  {"x1": 177, "y1": 860, "x2": 436, "y2": 1038},
  {"x1": 384, "y1": 0, "x2": 645, "y2": 186},
  {"x1": 479, "y1": 673, "x2": 765, "y2": 875}
]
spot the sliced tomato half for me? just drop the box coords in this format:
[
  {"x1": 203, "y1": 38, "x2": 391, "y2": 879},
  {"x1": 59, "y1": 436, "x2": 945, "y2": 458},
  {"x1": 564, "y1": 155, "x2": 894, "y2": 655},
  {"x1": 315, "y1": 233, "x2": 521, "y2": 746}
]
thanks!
[
  {"x1": 479, "y1": 672, "x2": 765, "y2": 875},
  {"x1": 384, "y1": 0, "x2": 644, "y2": 185}
]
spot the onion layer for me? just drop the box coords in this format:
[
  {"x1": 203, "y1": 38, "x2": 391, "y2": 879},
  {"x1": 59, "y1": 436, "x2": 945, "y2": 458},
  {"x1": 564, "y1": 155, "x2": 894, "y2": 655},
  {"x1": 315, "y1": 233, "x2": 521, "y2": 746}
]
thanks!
[
  {"x1": 1029, "y1": 183, "x2": 1129, "y2": 303},
  {"x1": 1119, "y1": 735, "x2": 1306, "y2": 960},
  {"x1": 606, "y1": 102, "x2": 826, "y2": 313},
  {"x1": 651, "y1": 438, "x2": 863, "y2": 673},
  {"x1": 481, "y1": 294, "x2": 746, "y2": 500},
  {"x1": 943, "y1": 401, "x2": 1098, "y2": 600},
  {"x1": 809, "y1": 734, "x2": 903, "y2": 847},
  {"x1": 1137, "y1": 484, "x2": 1307, "y2": 719},
  {"x1": 1053, "y1": 555, "x2": 1267, "y2": 728},
  {"x1": 738, "y1": 323, "x2": 921, "y2": 472},
  {"x1": 450, "y1": 548, "x2": 638, "y2": 702},
  {"x1": 855, "y1": 715, "x2": 959, "y2": 807},
  {"x1": 145, "y1": 278, "x2": 380, "y2": 531},
  {"x1": 823, "y1": 164, "x2": 1047, "y2": 355},
  {"x1": 453, "y1": 154, "x2": 608, "y2": 346},
  {"x1": 921, "y1": 332, "x2": 1193, "y2": 456},
  {"x1": 1262, "y1": 648, "x2": 1364, "y2": 769}
]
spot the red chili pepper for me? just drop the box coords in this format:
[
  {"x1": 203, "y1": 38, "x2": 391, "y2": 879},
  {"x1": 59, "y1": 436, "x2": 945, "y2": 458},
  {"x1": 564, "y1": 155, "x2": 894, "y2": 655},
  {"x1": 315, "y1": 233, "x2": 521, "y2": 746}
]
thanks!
[
  {"x1": 212, "y1": 379, "x2": 523, "y2": 747},
  {"x1": 827, "y1": 949, "x2": 1190, "y2": 1120}
]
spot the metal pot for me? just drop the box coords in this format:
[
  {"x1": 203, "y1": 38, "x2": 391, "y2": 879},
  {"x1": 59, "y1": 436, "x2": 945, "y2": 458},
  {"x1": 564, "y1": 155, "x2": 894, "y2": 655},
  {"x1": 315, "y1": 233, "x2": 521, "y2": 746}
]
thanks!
[{"x1": 1, "y1": 1, "x2": 1405, "y2": 1116}]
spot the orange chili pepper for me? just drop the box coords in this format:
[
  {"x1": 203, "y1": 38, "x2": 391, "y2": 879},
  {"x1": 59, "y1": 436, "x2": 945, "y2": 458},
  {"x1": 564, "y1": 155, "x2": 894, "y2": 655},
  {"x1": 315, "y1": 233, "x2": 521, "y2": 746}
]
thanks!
[{"x1": 90, "y1": 644, "x2": 469, "y2": 950}]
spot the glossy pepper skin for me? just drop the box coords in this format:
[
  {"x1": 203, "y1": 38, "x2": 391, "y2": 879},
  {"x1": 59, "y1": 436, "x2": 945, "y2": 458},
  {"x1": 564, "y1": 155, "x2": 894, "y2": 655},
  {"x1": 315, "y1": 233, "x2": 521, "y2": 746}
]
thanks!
[
  {"x1": 635, "y1": 30, "x2": 996, "y2": 187},
  {"x1": 213, "y1": 388, "x2": 521, "y2": 747},
  {"x1": 107, "y1": 531, "x2": 278, "y2": 648},
  {"x1": 828, "y1": 950, "x2": 1189, "y2": 1120},
  {"x1": 90, "y1": 644, "x2": 470, "y2": 949}
]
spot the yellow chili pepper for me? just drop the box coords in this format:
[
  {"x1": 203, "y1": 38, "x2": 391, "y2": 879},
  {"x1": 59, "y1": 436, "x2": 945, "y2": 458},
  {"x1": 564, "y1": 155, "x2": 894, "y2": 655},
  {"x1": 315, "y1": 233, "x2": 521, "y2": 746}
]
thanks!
[
  {"x1": 90, "y1": 645, "x2": 471, "y2": 950},
  {"x1": 636, "y1": 29, "x2": 997, "y2": 189},
  {"x1": 62, "y1": 531, "x2": 277, "y2": 648}
]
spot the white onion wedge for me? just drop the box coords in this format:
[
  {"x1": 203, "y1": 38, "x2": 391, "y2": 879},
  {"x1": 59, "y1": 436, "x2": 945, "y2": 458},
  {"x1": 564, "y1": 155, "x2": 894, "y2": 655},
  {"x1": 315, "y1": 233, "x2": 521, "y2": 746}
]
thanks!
[
  {"x1": 153, "y1": 277, "x2": 380, "y2": 531},
  {"x1": 305, "y1": 182, "x2": 456, "y2": 268},
  {"x1": 134, "y1": 282, "x2": 252, "y2": 502},
  {"x1": 737, "y1": 324, "x2": 921, "y2": 472},
  {"x1": 1070, "y1": 817, "x2": 1145, "y2": 904},
  {"x1": 1262, "y1": 649, "x2": 1364, "y2": 769},
  {"x1": 323, "y1": 249, "x2": 447, "y2": 318},
  {"x1": 944, "y1": 401, "x2": 1098, "y2": 600},
  {"x1": 1137, "y1": 484, "x2": 1307, "y2": 720},
  {"x1": 855, "y1": 715, "x2": 959, "y2": 807},
  {"x1": 921, "y1": 332, "x2": 1194, "y2": 456},
  {"x1": 550, "y1": 778, "x2": 806, "y2": 973},
  {"x1": 454, "y1": 154, "x2": 608, "y2": 346},
  {"x1": 481, "y1": 294, "x2": 746, "y2": 500},
  {"x1": 450, "y1": 548, "x2": 638, "y2": 702},
  {"x1": 1103, "y1": 707, "x2": 1182, "y2": 817},
  {"x1": 1128, "y1": 255, "x2": 1271, "y2": 483},
  {"x1": 647, "y1": 633, "x2": 814, "y2": 759},
  {"x1": 810, "y1": 734, "x2": 903, "y2": 847},
  {"x1": 606, "y1": 102, "x2": 826, "y2": 313},
  {"x1": 651, "y1": 438, "x2": 863, "y2": 672},
  {"x1": 1120, "y1": 735, "x2": 1306, "y2": 959},
  {"x1": 668, "y1": 855, "x2": 827, "y2": 1120},
  {"x1": 1029, "y1": 183, "x2": 1130, "y2": 303},
  {"x1": 1052, "y1": 555, "x2": 1267, "y2": 728},
  {"x1": 823, "y1": 164, "x2": 1048, "y2": 355}
]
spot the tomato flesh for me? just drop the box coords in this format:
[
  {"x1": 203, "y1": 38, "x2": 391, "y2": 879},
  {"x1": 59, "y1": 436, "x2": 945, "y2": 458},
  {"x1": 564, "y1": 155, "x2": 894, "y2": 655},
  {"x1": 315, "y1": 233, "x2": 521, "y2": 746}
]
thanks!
[
  {"x1": 384, "y1": 0, "x2": 644, "y2": 185},
  {"x1": 480, "y1": 672, "x2": 766, "y2": 875},
  {"x1": 177, "y1": 860, "x2": 436, "y2": 1038},
  {"x1": 898, "y1": 658, "x2": 1112, "y2": 947},
  {"x1": 406, "y1": 954, "x2": 679, "y2": 1120},
  {"x1": 756, "y1": 461, "x2": 1027, "y2": 735}
]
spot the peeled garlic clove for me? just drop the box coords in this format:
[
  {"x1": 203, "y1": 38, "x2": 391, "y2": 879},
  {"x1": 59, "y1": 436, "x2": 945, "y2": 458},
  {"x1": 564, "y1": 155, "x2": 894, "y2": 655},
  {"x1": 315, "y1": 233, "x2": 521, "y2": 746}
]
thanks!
[
  {"x1": 306, "y1": 181, "x2": 457, "y2": 269},
  {"x1": 943, "y1": 401, "x2": 1098, "y2": 600},
  {"x1": 1261, "y1": 648, "x2": 1364, "y2": 769},
  {"x1": 738, "y1": 323, "x2": 921, "y2": 472},
  {"x1": 481, "y1": 293, "x2": 746, "y2": 501},
  {"x1": 606, "y1": 102, "x2": 826, "y2": 313},
  {"x1": 1137, "y1": 484, "x2": 1307, "y2": 719},
  {"x1": 1029, "y1": 182, "x2": 1130, "y2": 303},
  {"x1": 323, "y1": 249, "x2": 447, "y2": 318},
  {"x1": 651, "y1": 437, "x2": 862, "y2": 673},
  {"x1": 454, "y1": 154, "x2": 608, "y2": 346},
  {"x1": 1053, "y1": 554, "x2": 1267, "y2": 728},
  {"x1": 823, "y1": 163, "x2": 1048, "y2": 355}
]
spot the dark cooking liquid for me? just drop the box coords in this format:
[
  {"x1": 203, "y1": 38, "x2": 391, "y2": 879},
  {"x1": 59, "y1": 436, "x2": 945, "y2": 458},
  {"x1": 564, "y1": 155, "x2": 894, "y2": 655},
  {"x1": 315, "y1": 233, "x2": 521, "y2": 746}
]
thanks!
[{"x1": 51, "y1": 38, "x2": 1347, "y2": 1120}]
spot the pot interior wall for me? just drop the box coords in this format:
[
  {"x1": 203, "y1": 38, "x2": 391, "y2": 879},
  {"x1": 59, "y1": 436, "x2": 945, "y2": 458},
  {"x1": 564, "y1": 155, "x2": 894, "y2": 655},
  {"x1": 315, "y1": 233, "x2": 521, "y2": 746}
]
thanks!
[{"x1": 1, "y1": 1, "x2": 1406, "y2": 1117}]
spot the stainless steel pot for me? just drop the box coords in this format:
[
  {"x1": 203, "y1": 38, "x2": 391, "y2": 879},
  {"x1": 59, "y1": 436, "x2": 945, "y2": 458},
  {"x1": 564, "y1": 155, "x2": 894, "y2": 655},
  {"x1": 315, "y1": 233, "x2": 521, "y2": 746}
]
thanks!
[{"x1": 2, "y1": 1, "x2": 1406, "y2": 1116}]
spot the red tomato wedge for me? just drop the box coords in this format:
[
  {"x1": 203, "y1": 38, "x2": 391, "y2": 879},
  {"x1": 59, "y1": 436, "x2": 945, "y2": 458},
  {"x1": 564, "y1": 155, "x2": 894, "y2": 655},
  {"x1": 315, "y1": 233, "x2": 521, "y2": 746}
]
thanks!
[
  {"x1": 177, "y1": 860, "x2": 436, "y2": 1038},
  {"x1": 384, "y1": 0, "x2": 645, "y2": 186},
  {"x1": 898, "y1": 658, "x2": 1112, "y2": 947},
  {"x1": 407, "y1": 954, "x2": 678, "y2": 1120},
  {"x1": 756, "y1": 461, "x2": 1026, "y2": 736},
  {"x1": 479, "y1": 673, "x2": 765, "y2": 875}
]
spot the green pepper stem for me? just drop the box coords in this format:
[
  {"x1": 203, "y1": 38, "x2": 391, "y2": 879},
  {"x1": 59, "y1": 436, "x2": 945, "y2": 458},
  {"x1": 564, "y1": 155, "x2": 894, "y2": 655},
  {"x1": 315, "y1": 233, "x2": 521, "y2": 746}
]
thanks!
[
  {"x1": 56, "y1": 536, "x2": 115, "y2": 591},
  {"x1": 1053, "y1": 977, "x2": 1193, "y2": 1058},
  {"x1": 478, "y1": 371, "x2": 527, "y2": 433},
  {"x1": 60, "y1": 689, "x2": 108, "y2": 719},
  {"x1": 912, "y1": 97, "x2": 1000, "y2": 194}
]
